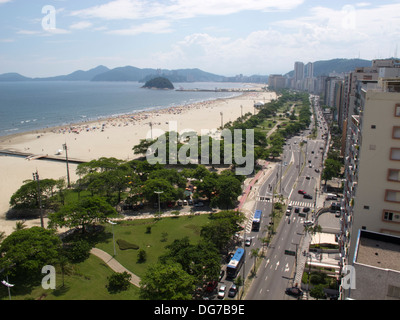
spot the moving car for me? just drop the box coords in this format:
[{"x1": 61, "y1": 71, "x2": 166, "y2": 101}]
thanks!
[
  {"x1": 245, "y1": 237, "x2": 252, "y2": 246},
  {"x1": 217, "y1": 284, "x2": 226, "y2": 299},
  {"x1": 228, "y1": 284, "x2": 237, "y2": 298}
]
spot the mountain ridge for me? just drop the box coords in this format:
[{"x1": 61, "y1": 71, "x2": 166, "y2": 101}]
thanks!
[{"x1": 0, "y1": 58, "x2": 381, "y2": 83}]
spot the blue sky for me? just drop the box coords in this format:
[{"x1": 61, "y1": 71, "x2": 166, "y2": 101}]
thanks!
[{"x1": 0, "y1": 0, "x2": 399, "y2": 77}]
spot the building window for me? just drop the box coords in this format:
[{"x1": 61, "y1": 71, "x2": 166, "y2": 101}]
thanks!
[
  {"x1": 388, "y1": 169, "x2": 400, "y2": 182},
  {"x1": 383, "y1": 210, "x2": 400, "y2": 223},
  {"x1": 388, "y1": 285, "x2": 400, "y2": 299},
  {"x1": 396, "y1": 104, "x2": 400, "y2": 117},
  {"x1": 371, "y1": 125, "x2": 376, "y2": 129},
  {"x1": 385, "y1": 190, "x2": 400, "y2": 203},
  {"x1": 364, "y1": 205, "x2": 370, "y2": 210},
  {"x1": 393, "y1": 127, "x2": 400, "y2": 139},
  {"x1": 390, "y1": 148, "x2": 400, "y2": 161}
]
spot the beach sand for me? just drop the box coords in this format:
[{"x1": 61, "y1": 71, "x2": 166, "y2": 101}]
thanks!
[{"x1": 0, "y1": 88, "x2": 276, "y2": 236}]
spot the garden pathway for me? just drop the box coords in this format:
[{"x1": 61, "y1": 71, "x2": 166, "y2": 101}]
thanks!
[{"x1": 90, "y1": 248, "x2": 141, "y2": 287}]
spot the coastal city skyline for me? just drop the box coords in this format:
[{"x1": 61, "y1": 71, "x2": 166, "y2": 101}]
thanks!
[{"x1": 0, "y1": 0, "x2": 399, "y2": 77}]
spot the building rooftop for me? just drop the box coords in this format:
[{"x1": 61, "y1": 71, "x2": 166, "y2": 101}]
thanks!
[{"x1": 355, "y1": 230, "x2": 400, "y2": 272}]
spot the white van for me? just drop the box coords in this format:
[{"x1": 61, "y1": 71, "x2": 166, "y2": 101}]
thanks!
[{"x1": 326, "y1": 193, "x2": 337, "y2": 200}]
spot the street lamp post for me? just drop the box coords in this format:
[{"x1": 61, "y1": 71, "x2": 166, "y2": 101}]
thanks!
[
  {"x1": 108, "y1": 220, "x2": 117, "y2": 256},
  {"x1": 154, "y1": 191, "x2": 163, "y2": 217},
  {"x1": 32, "y1": 170, "x2": 44, "y2": 228},
  {"x1": 62, "y1": 143, "x2": 71, "y2": 188}
]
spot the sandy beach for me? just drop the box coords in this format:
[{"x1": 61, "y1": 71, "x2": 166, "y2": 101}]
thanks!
[{"x1": 0, "y1": 88, "x2": 276, "y2": 236}]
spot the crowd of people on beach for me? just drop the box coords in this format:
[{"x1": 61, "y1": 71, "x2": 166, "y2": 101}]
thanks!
[{"x1": 48, "y1": 95, "x2": 256, "y2": 136}]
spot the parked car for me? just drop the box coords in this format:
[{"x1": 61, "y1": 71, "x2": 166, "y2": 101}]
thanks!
[
  {"x1": 294, "y1": 207, "x2": 300, "y2": 213},
  {"x1": 194, "y1": 201, "x2": 204, "y2": 207},
  {"x1": 303, "y1": 194, "x2": 313, "y2": 199},
  {"x1": 217, "y1": 284, "x2": 226, "y2": 299},
  {"x1": 286, "y1": 209, "x2": 291, "y2": 216},
  {"x1": 335, "y1": 211, "x2": 341, "y2": 218},
  {"x1": 206, "y1": 281, "x2": 218, "y2": 293},
  {"x1": 188, "y1": 199, "x2": 194, "y2": 205},
  {"x1": 298, "y1": 189, "x2": 306, "y2": 195},
  {"x1": 228, "y1": 284, "x2": 238, "y2": 298},
  {"x1": 303, "y1": 220, "x2": 314, "y2": 227},
  {"x1": 303, "y1": 207, "x2": 310, "y2": 213},
  {"x1": 285, "y1": 287, "x2": 304, "y2": 298}
]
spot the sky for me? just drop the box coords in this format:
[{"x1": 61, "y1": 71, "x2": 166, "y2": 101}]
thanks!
[{"x1": 0, "y1": 0, "x2": 399, "y2": 77}]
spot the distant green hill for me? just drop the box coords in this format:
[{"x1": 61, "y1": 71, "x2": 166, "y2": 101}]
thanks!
[
  {"x1": 142, "y1": 77, "x2": 174, "y2": 89},
  {"x1": 0, "y1": 73, "x2": 31, "y2": 81}
]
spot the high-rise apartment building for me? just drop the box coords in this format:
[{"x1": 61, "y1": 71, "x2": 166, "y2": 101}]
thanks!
[
  {"x1": 293, "y1": 61, "x2": 304, "y2": 90},
  {"x1": 305, "y1": 62, "x2": 314, "y2": 79},
  {"x1": 340, "y1": 74, "x2": 400, "y2": 274}
]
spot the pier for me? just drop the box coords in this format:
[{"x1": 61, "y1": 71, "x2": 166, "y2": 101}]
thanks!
[{"x1": 0, "y1": 149, "x2": 86, "y2": 164}]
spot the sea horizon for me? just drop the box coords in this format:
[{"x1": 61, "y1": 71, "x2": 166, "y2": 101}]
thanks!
[{"x1": 0, "y1": 80, "x2": 250, "y2": 138}]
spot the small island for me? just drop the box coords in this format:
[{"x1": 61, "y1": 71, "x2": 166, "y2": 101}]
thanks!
[{"x1": 142, "y1": 77, "x2": 174, "y2": 90}]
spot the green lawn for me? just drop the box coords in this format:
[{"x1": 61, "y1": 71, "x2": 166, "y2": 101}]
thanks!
[
  {"x1": 0, "y1": 214, "x2": 210, "y2": 300},
  {"x1": 96, "y1": 214, "x2": 210, "y2": 278}
]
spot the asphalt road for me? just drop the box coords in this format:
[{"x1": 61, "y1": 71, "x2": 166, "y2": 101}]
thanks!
[{"x1": 243, "y1": 95, "x2": 330, "y2": 300}]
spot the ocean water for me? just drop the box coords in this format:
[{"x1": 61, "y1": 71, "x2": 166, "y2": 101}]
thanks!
[{"x1": 0, "y1": 81, "x2": 247, "y2": 137}]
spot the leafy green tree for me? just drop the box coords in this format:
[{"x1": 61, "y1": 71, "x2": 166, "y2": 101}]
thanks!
[
  {"x1": 139, "y1": 262, "x2": 196, "y2": 300},
  {"x1": 160, "y1": 238, "x2": 220, "y2": 284},
  {"x1": 200, "y1": 211, "x2": 244, "y2": 250},
  {"x1": 214, "y1": 174, "x2": 242, "y2": 209},
  {"x1": 10, "y1": 178, "x2": 60, "y2": 209},
  {"x1": 322, "y1": 158, "x2": 342, "y2": 184},
  {"x1": 132, "y1": 139, "x2": 156, "y2": 156},
  {"x1": 107, "y1": 272, "x2": 132, "y2": 293},
  {"x1": 48, "y1": 196, "x2": 117, "y2": 233},
  {"x1": 310, "y1": 284, "x2": 326, "y2": 300},
  {"x1": 142, "y1": 178, "x2": 182, "y2": 204},
  {"x1": 0, "y1": 227, "x2": 61, "y2": 282}
]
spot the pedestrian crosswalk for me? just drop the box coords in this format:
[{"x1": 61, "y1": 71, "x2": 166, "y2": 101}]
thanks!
[
  {"x1": 256, "y1": 197, "x2": 313, "y2": 209},
  {"x1": 288, "y1": 201, "x2": 313, "y2": 208},
  {"x1": 257, "y1": 196, "x2": 272, "y2": 202}
]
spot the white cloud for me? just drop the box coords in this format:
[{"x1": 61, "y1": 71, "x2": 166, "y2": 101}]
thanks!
[
  {"x1": 107, "y1": 20, "x2": 173, "y2": 35},
  {"x1": 17, "y1": 30, "x2": 42, "y2": 35},
  {"x1": 71, "y1": 0, "x2": 304, "y2": 21},
  {"x1": 70, "y1": 21, "x2": 93, "y2": 30}
]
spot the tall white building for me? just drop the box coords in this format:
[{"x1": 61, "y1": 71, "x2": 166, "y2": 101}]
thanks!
[{"x1": 340, "y1": 70, "x2": 400, "y2": 269}]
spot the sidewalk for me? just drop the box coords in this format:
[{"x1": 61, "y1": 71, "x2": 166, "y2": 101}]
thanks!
[{"x1": 90, "y1": 248, "x2": 141, "y2": 287}]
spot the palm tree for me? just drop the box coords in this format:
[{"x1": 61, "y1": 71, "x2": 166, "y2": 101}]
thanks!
[
  {"x1": 14, "y1": 221, "x2": 27, "y2": 231},
  {"x1": 250, "y1": 248, "x2": 260, "y2": 274}
]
